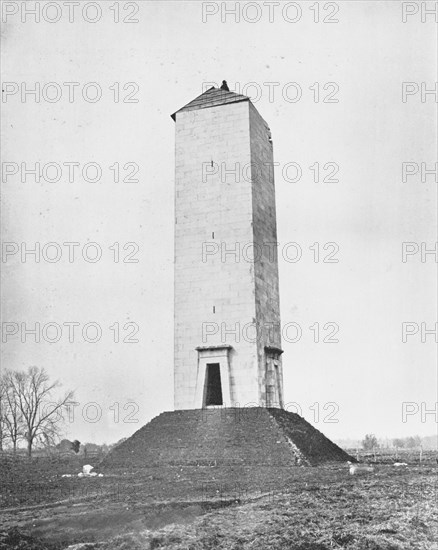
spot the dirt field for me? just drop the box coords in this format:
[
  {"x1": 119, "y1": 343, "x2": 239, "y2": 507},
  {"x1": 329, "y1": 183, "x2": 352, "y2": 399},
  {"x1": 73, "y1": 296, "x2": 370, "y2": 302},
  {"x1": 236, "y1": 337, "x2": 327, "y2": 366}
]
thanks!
[{"x1": 0, "y1": 452, "x2": 437, "y2": 549}]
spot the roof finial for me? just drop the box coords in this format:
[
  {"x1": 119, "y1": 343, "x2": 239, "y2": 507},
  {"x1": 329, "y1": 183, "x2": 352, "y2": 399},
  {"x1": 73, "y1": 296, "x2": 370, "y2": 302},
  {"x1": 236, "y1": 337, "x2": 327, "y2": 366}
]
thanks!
[{"x1": 220, "y1": 80, "x2": 230, "y2": 92}]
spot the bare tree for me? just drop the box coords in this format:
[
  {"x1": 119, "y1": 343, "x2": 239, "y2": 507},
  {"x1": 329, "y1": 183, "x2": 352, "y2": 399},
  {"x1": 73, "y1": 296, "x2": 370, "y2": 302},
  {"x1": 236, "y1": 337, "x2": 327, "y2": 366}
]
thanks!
[
  {"x1": 362, "y1": 433, "x2": 379, "y2": 451},
  {"x1": 0, "y1": 374, "x2": 6, "y2": 451},
  {"x1": 1, "y1": 371, "x2": 23, "y2": 452},
  {"x1": 8, "y1": 367, "x2": 74, "y2": 457}
]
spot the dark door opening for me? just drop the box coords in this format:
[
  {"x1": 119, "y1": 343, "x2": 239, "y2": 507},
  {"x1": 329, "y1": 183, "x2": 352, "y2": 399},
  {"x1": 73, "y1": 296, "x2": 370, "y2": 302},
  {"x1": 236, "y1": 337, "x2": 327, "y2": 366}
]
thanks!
[{"x1": 204, "y1": 363, "x2": 223, "y2": 406}]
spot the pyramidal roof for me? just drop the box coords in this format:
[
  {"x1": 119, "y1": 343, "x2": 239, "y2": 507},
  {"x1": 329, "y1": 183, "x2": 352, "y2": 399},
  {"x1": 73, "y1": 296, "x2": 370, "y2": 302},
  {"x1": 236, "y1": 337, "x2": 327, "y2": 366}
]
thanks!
[{"x1": 171, "y1": 86, "x2": 250, "y2": 121}]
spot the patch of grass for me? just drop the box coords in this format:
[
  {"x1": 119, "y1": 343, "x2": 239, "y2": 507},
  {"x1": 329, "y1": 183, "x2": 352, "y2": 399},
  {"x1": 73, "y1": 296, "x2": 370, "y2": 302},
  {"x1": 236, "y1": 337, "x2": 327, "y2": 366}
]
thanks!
[
  {"x1": 0, "y1": 527, "x2": 66, "y2": 550},
  {"x1": 1, "y1": 456, "x2": 437, "y2": 550}
]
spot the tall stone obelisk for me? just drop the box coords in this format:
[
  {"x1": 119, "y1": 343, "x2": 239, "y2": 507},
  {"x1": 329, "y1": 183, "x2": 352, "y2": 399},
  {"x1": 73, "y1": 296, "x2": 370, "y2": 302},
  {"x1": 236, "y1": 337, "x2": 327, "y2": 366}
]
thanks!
[{"x1": 172, "y1": 83, "x2": 283, "y2": 411}]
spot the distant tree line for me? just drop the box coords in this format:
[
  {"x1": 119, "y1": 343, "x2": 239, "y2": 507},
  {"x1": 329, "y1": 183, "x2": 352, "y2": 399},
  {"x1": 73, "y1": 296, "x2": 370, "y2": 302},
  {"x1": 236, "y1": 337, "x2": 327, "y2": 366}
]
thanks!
[
  {"x1": 80, "y1": 439, "x2": 126, "y2": 458},
  {"x1": 392, "y1": 435, "x2": 422, "y2": 449},
  {"x1": 0, "y1": 366, "x2": 74, "y2": 457},
  {"x1": 362, "y1": 433, "x2": 423, "y2": 451}
]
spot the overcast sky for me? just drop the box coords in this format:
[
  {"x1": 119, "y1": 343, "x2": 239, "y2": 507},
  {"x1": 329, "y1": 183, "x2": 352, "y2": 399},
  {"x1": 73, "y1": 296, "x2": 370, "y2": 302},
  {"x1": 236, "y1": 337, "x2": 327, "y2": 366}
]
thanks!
[{"x1": 1, "y1": 1, "x2": 437, "y2": 445}]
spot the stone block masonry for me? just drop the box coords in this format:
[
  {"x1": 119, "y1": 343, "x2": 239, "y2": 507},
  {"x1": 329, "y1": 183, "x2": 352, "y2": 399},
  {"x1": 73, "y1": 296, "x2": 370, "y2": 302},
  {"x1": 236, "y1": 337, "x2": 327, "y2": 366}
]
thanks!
[{"x1": 173, "y1": 87, "x2": 283, "y2": 410}]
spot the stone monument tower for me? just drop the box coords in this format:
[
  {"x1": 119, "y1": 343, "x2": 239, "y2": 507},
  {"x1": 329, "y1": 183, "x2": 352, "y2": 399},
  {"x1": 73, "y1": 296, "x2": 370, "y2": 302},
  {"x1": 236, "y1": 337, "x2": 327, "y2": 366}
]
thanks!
[
  {"x1": 172, "y1": 82, "x2": 284, "y2": 411},
  {"x1": 102, "y1": 86, "x2": 353, "y2": 471}
]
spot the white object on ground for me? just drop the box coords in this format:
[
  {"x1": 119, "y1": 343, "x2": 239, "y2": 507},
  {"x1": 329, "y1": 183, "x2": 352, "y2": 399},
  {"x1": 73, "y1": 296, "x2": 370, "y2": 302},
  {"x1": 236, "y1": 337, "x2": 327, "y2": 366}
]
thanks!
[
  {"x1": 74, "y1": 465, "x2": 103, "y2": 477},
  {"x1": 393, "y1": 462, "x2": 408, "y2": 467},
  {"x1": 347, "y1": 461, "x2": 374, "y2": 475}
]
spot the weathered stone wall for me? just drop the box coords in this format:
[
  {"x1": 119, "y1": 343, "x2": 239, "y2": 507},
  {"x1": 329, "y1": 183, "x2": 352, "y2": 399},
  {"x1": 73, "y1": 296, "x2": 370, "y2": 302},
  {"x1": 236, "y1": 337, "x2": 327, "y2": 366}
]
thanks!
[
  {"x1": 249, "y1": 103, "x2": 283, "y2": 406},
  {"x1": 174, "y1": 99, "x2": 283, "y2": 410}
]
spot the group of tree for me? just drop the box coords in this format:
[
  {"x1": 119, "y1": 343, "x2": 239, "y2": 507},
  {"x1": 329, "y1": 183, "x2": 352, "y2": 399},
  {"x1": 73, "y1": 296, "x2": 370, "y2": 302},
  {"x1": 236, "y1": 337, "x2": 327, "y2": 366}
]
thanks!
[
  {"x1": 0, "y1": 366, "x2": 74, "y2": 456},
  {"x1": 362, "y1": 434, "x2": 379, "y2": 451},
  {"x1": 362, "y1": 433, "x2": 424, "y2": 451},
  {"x1": 392, "y1": 435, "x2": 422, "y2": 449}
]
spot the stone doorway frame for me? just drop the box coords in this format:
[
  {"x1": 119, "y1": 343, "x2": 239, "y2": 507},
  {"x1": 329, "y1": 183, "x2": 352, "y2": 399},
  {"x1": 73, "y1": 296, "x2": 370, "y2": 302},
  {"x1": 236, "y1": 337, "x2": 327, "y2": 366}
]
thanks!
[
  {"x1": 264, "y1": 345, "x2": 284, "y2": 408},
  {"x1": 195, "y1": 345, "x2": 232, "y2": 408}
]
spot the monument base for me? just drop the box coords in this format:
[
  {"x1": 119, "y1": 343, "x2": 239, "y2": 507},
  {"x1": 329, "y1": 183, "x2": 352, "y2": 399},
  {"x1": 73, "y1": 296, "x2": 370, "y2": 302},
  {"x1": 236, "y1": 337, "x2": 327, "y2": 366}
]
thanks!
[{"x1": 102, "y1": 407, "x2": 352, "y2": 470}]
